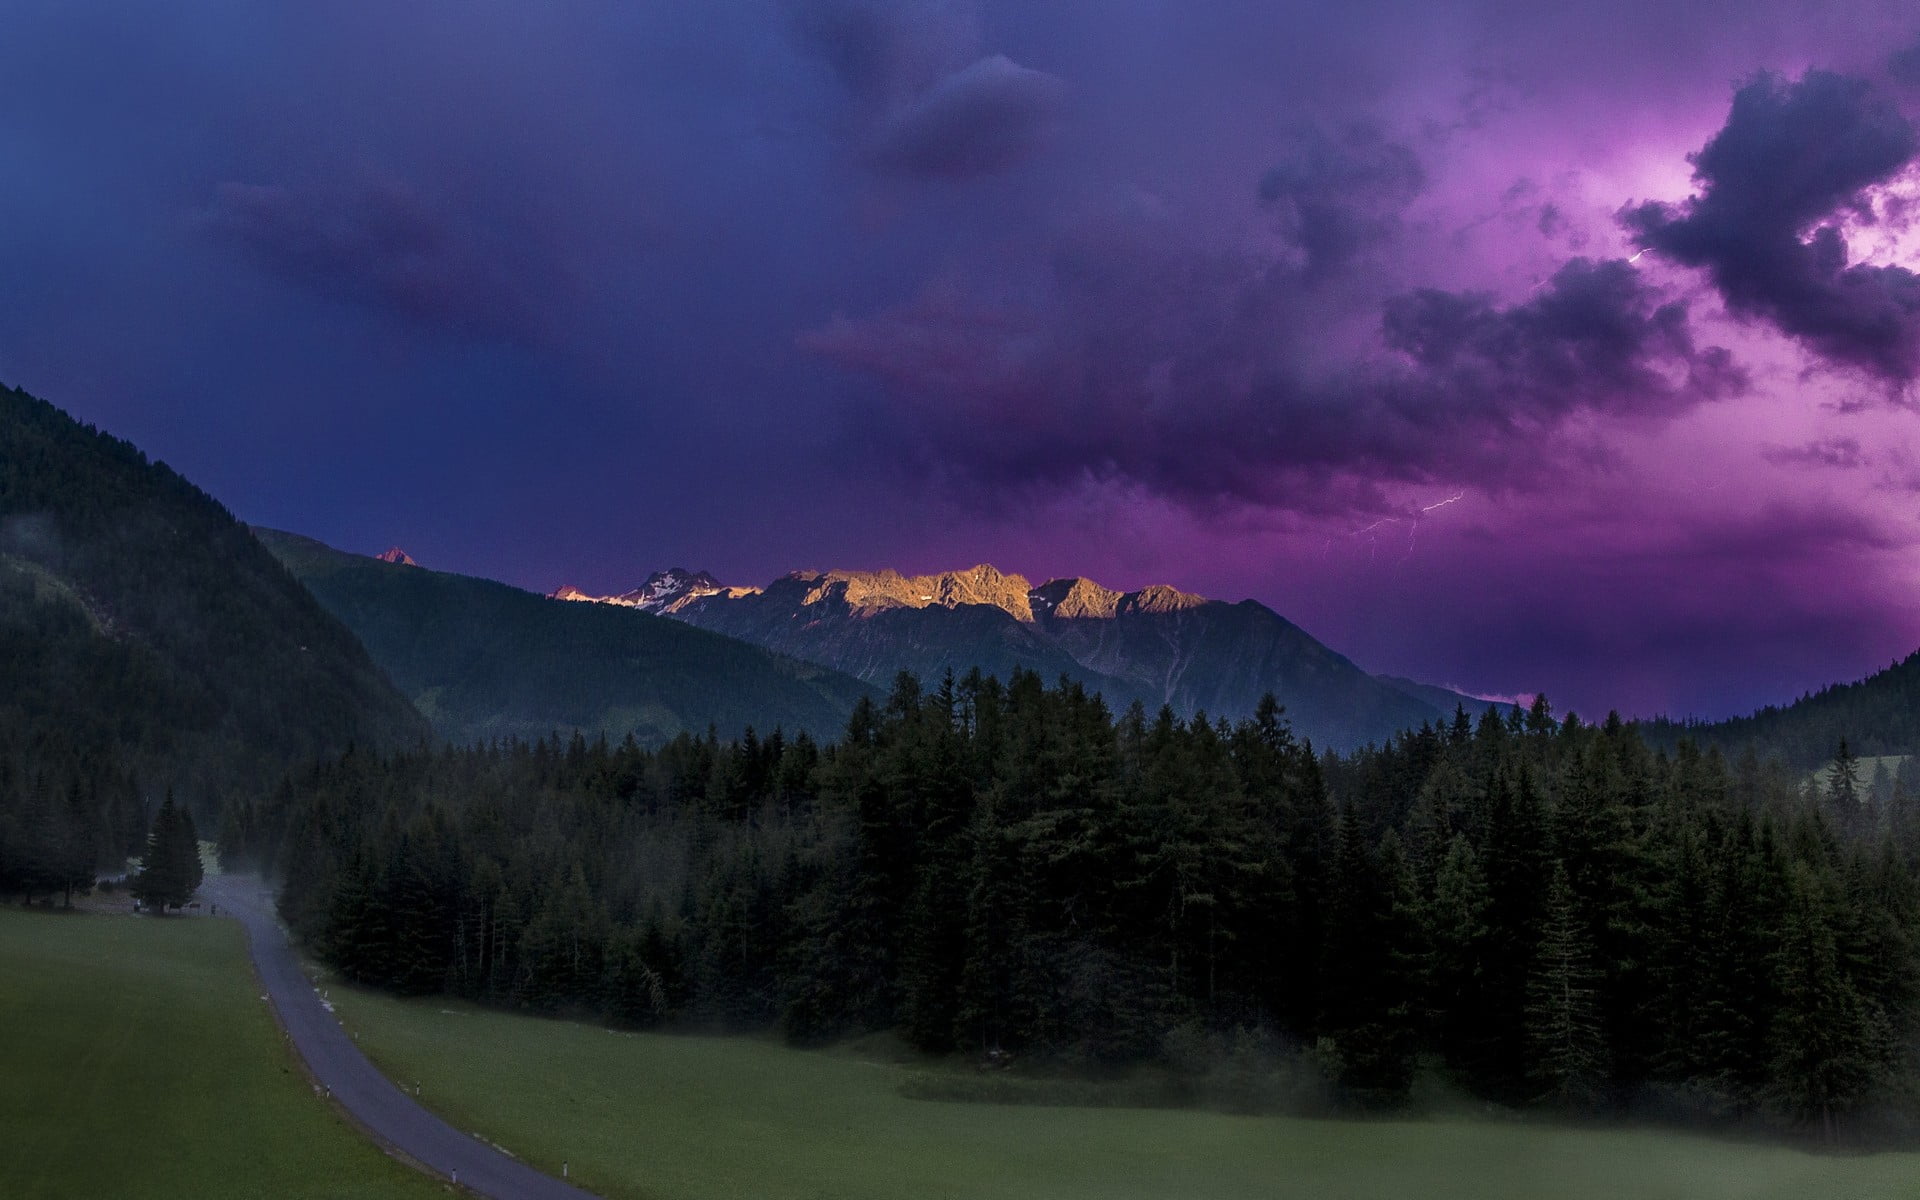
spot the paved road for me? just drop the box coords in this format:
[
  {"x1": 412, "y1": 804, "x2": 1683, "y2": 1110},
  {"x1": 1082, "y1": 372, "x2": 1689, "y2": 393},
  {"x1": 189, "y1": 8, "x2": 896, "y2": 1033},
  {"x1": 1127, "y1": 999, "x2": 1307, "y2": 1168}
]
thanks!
[{"x1": 204, "y1": 874, "x2": 599, "y2": 1200}]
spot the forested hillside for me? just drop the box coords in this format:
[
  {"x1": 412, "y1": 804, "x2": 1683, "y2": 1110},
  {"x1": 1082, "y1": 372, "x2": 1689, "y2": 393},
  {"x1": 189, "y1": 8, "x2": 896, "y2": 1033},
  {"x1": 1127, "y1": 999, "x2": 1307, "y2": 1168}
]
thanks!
[
  {"x1": 1642, "y1": 651, "x2": 1920, "y2": 768},
  {"x1": 0, "y1": 384, "x2": 426, "y2": 895},
  {"x1": 254, "y1": 675, "x2": 1920, "y2": 1139},
  {"x1": 256, "y1": 529, "x2": 874, "y2": 749}
]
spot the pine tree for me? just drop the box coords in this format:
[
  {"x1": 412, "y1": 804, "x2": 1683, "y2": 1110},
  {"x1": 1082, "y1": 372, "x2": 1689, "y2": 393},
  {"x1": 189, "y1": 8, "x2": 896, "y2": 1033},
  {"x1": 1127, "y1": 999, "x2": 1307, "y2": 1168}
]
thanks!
[
  {"x1": 1317, "y1": 808, "x2": 1416, "y2": 1106},
  {"x1": 56, "y1": 780, "x2": 98, "y2": 907},
  {"x1": 132, "y1": 793, "x2": 202, "y2": 913},
  {"x1": 1767, "y1": 861, "x2": 1882, "y2": 1141},
  {"x1": 9, "y1": 782, "x2": 65, "y2": 904},
  {"x1": 1826, "y1": 740, "x2": 1862, "y2": 839},
  {"x1": 1428, "y1": 833, "x2": 1494, "y2": 1077},
  {"x1": 1476, "y1": 766, "x2": 1550, "y2": 1097},
  {"x1": 1525, "y1": 861, "x2": 1606, "y2": 1107}
]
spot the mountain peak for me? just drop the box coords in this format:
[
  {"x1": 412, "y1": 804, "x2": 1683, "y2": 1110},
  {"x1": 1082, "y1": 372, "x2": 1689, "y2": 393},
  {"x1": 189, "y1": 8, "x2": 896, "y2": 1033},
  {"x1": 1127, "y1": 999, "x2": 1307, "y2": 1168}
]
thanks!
[
  {"x1": 1031, "y1": 576, "x2": 1123, "y2": 619},
  {"x1": 618, "y1": 568, "x2": 727, "y2": 612},
  {"x1": 375, "y1": 546, "x2": 418, "y2": 566},
  {"x1": 797, "y1": 564, "x2": 1038, "y2": 620},
  {"x1": 550, "y1": 568, "x2": 734, "y2": 613},
  {"x1": 1123, "y1": 583, "x2": 1207, "y2": 615},
  {"x1": 1029, "y1": 577, "x2": 1207, "y2": 619}
]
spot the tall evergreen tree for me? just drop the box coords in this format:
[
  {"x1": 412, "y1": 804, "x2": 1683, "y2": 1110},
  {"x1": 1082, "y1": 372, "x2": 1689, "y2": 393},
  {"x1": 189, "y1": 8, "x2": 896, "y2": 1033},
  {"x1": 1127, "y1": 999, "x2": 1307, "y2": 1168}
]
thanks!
[
  {"x1": 1317, "y1": 808, "x2": 1416, "y2": 1106},
  {"x1": 1826, "y1": 739, "x2": 1862, "y2": 838},
  {"x1": 1767, "y1": 861, "x2": 1883, "y2": 1141},
  {"x1": 1525, "y1": 861, "x2": 1607, "y2": 1107},
  {"x1": 1428, "y1": 833, "x2": 1494, "y2": 1077},
  {"x1": 132, "y1": 793, "x2": 201, "y2": 913}
]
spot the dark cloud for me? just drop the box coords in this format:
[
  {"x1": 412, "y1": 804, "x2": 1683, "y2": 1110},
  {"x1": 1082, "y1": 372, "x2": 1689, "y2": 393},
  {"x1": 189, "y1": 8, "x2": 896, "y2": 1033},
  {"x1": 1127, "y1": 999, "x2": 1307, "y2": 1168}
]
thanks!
[
  {"x1": 787, "y1": 0, "x2": 1059, "y2": 180},
  {"x1": 203, "y1": 179, "x2": 548, "y2": 342},
  {"x1": 786, "y1": 0, "x2": 977, "y2": 107},
  {"x1": 789, "y1": 0, "x2": 906, "y2": 102},
  {"x1": 1891, "y1": 39, "x2": 1920, "y2": 87},
  {"x1": 803, "y1": 251, "x2": 1740, "y2": 513},
  {"x1": 1258, "y1": 126, "x2": 1424, "y2": 282},
  {"x1": 1763, "y1": 436, "x2": 1867, "y2": 469},
  {"x1": 1381, "y1": 258, "x2": 1742, "y2": 418},
  {"x1": 869, "y1": 56, "x2": 1065, "y2": 180},
  {"x1": 1623, "y1": 69, "x2": 1920, "y2": 383}
]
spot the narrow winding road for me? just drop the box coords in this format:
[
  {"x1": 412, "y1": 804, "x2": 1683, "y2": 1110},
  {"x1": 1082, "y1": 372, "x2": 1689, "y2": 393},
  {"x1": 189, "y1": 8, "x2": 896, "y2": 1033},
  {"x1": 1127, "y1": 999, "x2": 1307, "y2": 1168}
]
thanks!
[{"x1": 204, "y1": 875, "x2": 599, "y2": 1200}]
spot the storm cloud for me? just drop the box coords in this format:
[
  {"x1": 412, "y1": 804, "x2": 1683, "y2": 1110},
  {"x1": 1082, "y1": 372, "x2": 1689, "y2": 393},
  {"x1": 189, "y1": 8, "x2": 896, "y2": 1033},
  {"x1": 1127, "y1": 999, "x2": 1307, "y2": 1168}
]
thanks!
[
  {"x1": 803, "y1": 250, "x2": 1740, "y2": 513},
  {"x1": 1624, "y1": 69, "x2": 1920, "y2": 384},
  {"x1": 789, "y1": 0, "x2": 1063, "y2": 179},
  {"x1": 1260, "y1": 126, "x2": 1426, "y2": 283},
  {"x1": 203, "y1": 179, "x2": 552, "y2": 343},
  {"x1": 869, "y1": 55, "x2": 1065, "y2": 180},
  {"x1": 787, "y1": 0, "x2": 980, "y2": 107},
  {"x1": 6, "y1": 0, "x2": 1920, "y2": 720}
]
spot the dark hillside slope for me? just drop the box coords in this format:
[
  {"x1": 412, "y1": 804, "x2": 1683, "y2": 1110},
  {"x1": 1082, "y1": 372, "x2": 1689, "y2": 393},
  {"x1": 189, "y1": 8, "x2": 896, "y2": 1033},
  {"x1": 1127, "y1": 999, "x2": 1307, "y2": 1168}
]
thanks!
[
  {"x1": 0, "y1": 383, "x2": 426, "y2": 820},
  {"x1": 1640, "y1": 650, "x2": 1920, "y2": 768},
  {"x1": 257, "y1": 530, "x2": 874, "y2": 747},
  {"x1": 1034, "y1": 595, "x2": 1442, "y2": 749}
]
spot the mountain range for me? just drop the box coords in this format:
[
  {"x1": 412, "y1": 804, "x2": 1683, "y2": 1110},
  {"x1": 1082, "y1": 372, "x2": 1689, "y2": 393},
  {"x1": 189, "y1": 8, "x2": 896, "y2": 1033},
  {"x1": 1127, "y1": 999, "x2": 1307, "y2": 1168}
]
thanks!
[{"x1": 551, "y1": 564, "x2": 1494, "y2": 750}]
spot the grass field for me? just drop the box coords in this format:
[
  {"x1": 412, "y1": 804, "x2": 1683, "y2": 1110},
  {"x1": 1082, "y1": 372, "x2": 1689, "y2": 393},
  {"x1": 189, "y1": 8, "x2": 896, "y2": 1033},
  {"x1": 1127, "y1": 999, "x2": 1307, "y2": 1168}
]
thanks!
[
  {"x1": 327, "y1": 988, "x2": 1920, "y2": 1200},
  {"x1": 0, "y1": 907, "x2": 447, "y2": 1200}
]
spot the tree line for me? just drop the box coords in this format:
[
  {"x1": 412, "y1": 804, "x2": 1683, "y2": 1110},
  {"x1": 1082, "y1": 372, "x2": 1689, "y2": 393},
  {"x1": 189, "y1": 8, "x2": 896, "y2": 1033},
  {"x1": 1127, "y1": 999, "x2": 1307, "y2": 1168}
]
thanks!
[
  {"x1": 240, "y1": 670, "x2": 1920, "y2": 1139},
  {"x1": 1642, "y1": 649, "x2": 1920, "y2": 770},
  {"x1": 0, "y1": 730, "x2": 208, "y2": 913}
]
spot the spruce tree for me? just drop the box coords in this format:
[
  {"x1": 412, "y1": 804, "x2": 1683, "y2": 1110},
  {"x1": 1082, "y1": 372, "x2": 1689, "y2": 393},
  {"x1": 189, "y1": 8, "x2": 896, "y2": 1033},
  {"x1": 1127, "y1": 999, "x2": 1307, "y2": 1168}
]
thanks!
[
  {"x1": 132, "y1": 793, "x2": 202, "y2": 913},
  {"x1": 1767, "y1": 861, "x2": 1881, "y2": 1141},
  {"x1": 1525, "y1": 860, "x2": 1607, "y2": 1107},
  {"x1": 1826, "y1": 740, "x2": 1862, "y2": 838},
  {"x1": 56, "y1": 780, "x2": 98, "y2": 907},
  {"x1": 1428, "y1": 833, "x2": 1494, "y2": 1077},
  {"x1": 1318, "y1": 808, "x2": 1416, "y2": 1106}
]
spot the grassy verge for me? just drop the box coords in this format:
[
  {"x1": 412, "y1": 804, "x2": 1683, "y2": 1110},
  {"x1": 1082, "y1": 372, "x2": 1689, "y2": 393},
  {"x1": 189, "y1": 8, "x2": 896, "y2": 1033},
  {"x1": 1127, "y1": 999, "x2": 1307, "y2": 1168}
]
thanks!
[
  {"x1": 0, "y1": 907, "x2": 447, "y2": 1200},
  {"x1": 326, "y1": 985, "x2": 1920, "y2": 1200}
]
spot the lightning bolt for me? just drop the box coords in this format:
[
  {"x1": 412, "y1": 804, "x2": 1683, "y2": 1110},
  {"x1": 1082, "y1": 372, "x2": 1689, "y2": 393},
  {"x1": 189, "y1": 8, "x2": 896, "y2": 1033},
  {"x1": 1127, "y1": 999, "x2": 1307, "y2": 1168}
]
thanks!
[
  {"x1": 1398, "y1": 491, "x2": 1467, "y2": 564},
  {"x1": 1628, "y1": 248, "x2": 1648, "y2": 263},
  {"x1": 1340, "y1": 491, "x2": 1469, "y2": 567},
  {"x1": 1352, "y1": 515, "x2": 1396, "y2": 537}
]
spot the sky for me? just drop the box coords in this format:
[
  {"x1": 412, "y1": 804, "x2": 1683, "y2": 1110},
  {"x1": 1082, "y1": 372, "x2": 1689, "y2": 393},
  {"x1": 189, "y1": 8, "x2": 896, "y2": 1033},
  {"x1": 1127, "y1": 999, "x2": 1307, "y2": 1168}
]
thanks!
[{"x1": 6, "y1": 0, "x2": 1920, "y2": 720}]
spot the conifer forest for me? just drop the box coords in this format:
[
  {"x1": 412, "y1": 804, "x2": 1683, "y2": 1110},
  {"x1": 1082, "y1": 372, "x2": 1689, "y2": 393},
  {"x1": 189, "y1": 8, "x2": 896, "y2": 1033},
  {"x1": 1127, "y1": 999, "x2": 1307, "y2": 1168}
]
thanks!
[{"x1": 228, "y1": 670, "x2": 1920, "y2": 1139}]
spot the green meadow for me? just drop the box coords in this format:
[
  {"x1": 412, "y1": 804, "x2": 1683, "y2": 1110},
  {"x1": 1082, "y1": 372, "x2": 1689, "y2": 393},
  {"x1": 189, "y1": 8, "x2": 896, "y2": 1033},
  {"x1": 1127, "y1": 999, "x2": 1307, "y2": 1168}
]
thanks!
[
  {"x1": 328, "y1": 986, "x2": 1920, "y2": 1200},
  {"x1": 0, "y1": 907, "x2": 446, "y2": 1200},
  {"x1": 10, "y1": 900, "x2": 1918, "y2": 1200}
]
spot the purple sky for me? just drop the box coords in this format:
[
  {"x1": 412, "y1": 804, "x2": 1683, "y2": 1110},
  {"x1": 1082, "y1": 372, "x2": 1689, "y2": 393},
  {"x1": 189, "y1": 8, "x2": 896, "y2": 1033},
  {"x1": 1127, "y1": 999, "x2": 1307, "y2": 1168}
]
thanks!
[{"x1": 7, "y1": 1, "x2": 1920, "y2": 720}]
